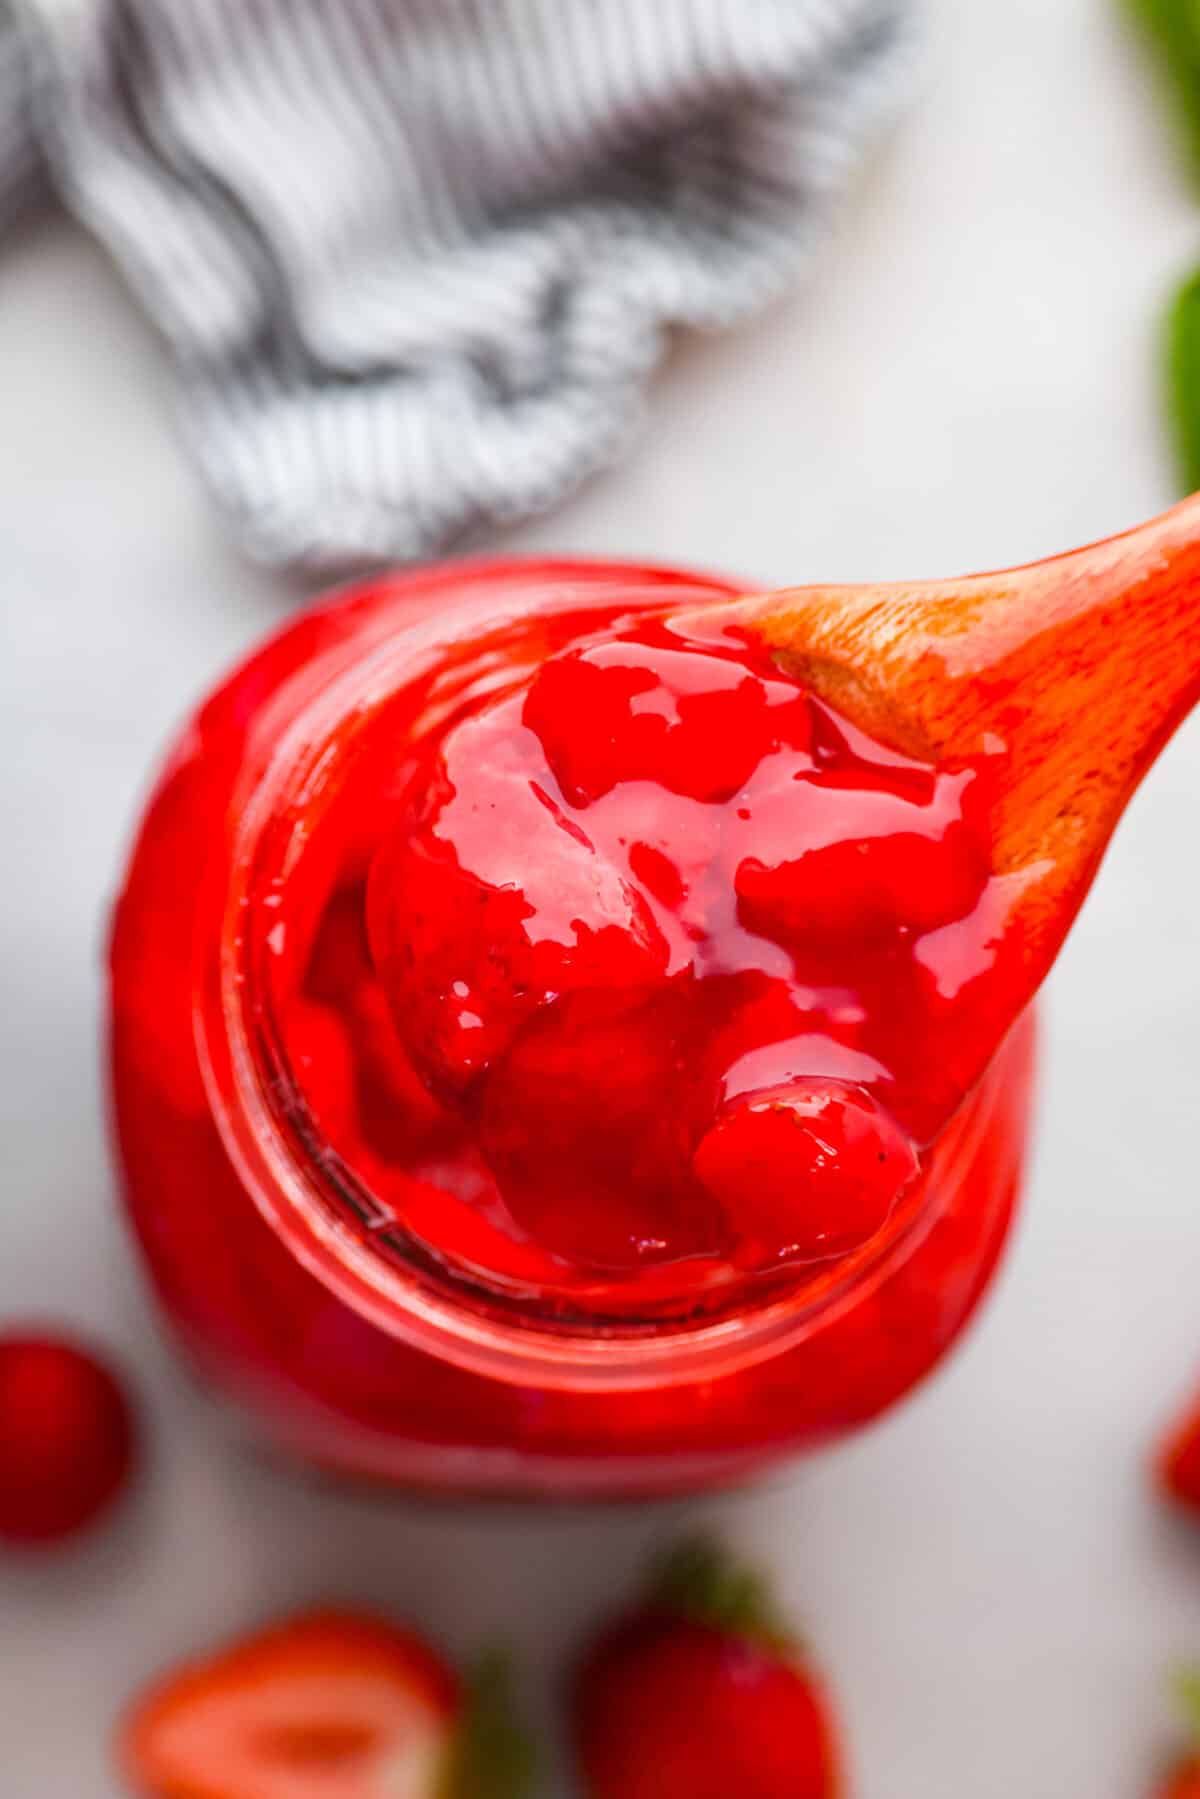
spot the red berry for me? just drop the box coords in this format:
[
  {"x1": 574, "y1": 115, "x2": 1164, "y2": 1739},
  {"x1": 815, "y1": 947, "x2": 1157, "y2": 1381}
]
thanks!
[
  {"x1": 120, "y1": 1610, "x2": 534, "y2": 1799},
  {"x1": 733, "y1": 764, "x2": 989, "y2": 947},
  {"x1": 692, "y1": 1079, "x2": 919, "y2": 1272},
  {"x1": 285, "y1": 997, "x2": 358, "y2": 1147},
  {"x1": 1158, "y1": 1768, "x2": 1200, "y2": 1799},
  {"x1": 301, "y1": 882, "x2": 374, "y2": 1004},
  {"x1": 573, "y1": 1539, "x2": 841, "y2": 1799},
  {"x1": 0, "y1": 1333, "x2": 136, "y2": 1546},
  {"x1": 479, "y1": 988, "x2": 717, "y2": 1271},
  {"x1": 346, "y1": 978, "x2": 452, "y2": 1158},
  {"x1": 368, "y1": 696, "x2": 668, "y2": 1100},
  {"x1": 523, "y1": 634, "x2": 809, "y2": 807},
  {"x1": 1156, "y1": 1389, "x2": 1200, "y2": 1516}
]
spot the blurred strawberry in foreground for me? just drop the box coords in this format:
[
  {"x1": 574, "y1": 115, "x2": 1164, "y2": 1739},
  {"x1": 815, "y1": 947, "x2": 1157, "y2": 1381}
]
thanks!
[
  {"x1": 1156, "y1": 1386, "x2": 1200, "y2": 1516},
  {"x1": 0, "y1": 1331, "x2": 136, "y2": 1547},
  {"x1": 572, "y1": 1538, "x2": 842, "y2": 1799},
  {"x1": 121, "y1": 1610, "x2": 533, "y2": 1799},
  {"x1": 1153, "y1": 1670, "x2": 1200, "y2": 1797},
  {"x1": 1159, "y1": 1760, "x2": 1200, "y2": 1799}
]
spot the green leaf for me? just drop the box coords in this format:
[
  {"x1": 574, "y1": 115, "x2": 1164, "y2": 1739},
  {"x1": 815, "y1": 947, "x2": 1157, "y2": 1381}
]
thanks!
[
  {"x1": 1121, "y1": 0, "x2": 1200, "y2": 186},
  {"x1": 643, "y1": 1535, "x2": 795, "y2": 1654},
  {"x1": 441, "y1": 1651, "x2": 536, "y2": 1799},
  {"x1": 1165, "y1": 265, "x2": 1200, "y2": 494}
]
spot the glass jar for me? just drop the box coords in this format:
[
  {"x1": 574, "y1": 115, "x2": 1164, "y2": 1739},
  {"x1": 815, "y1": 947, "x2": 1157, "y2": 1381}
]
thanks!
[{"x1": 109, "y1": 559, "x2": 1035, "y2": 1500}]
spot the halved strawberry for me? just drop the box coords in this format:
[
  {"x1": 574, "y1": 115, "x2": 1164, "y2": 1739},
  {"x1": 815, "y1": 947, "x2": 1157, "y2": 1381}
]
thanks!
[
  {"x1": 120, "y1": 1610, "x2": 533, "y2": 1799},
  {"x1": 573, "y1": 1538, "x2": 842, "y2": 1799}
]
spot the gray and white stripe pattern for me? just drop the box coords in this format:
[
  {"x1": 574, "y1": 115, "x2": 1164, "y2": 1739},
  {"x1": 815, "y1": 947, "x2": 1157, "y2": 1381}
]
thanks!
[
  {"x1": 1, "y1": 0, "x2": 917, "y2": 572},
  {"x1": 0, "y1": 3, "x2": 40, "y2": 227}
]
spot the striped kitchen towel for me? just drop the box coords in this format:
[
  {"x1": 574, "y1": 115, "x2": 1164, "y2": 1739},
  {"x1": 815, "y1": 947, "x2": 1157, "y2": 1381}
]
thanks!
[{"x1": 0, "y1": 0, "x2": 916, "y2": 572}]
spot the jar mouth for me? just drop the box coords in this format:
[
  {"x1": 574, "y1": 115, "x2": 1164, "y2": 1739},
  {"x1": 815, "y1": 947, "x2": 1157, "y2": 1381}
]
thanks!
[{"x1": 195, "y1": 558, "x2": 1004, "y2": 1392}]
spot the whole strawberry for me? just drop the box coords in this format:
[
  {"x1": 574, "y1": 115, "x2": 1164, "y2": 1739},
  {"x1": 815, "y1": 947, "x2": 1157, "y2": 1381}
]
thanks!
[
  {"x1": 572, "y1": 1538, "x2": 842, "y2": 1799},
  {"x1": 0, "y1": 1331, "x2": 136, "y2": 1547},
  {"x1": 1157, "y1": 1386, "x2": 1200, "y2": 1516},
  {"x1": 120, "y1": 1609, "x2": 533, "y2": 1799},
  {"x1": 1158, "y1": 1767, "x2": 1200, "y2": 1799}
]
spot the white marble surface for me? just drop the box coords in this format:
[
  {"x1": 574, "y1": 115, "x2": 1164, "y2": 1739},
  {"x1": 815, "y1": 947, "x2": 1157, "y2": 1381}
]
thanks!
[{"x1": 4, "y1": 2, "x2": 1200, "y2": 1793}]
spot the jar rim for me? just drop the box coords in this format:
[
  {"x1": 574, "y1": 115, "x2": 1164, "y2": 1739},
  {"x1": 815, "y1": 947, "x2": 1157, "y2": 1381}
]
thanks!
[{"x1": 194, "y1": 557, "x2": 1006, "y2": 1393}]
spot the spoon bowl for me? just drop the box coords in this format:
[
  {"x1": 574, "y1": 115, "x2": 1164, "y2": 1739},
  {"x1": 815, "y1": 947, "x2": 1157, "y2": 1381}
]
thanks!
[
  {"x1": 748, "y1": 497, "x2": 1200, "y2": 979},
  {"x1": 675, "y1": 495, "x2": 1200, "y2": 1135}
]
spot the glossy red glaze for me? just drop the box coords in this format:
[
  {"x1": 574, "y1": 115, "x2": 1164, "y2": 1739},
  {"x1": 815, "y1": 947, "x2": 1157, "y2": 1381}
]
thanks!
[
  {"x1": 109, "y1": 560, "x2": 1034, "y2": 1498},
  {"x1": 364, "y1": 617, "x2": 998, "y2": 1302}
]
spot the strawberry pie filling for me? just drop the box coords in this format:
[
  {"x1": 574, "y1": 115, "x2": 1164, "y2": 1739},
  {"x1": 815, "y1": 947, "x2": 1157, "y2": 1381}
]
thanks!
[{"x1": 274, "y1": 613, "x2": 1001, "y2": 1313}]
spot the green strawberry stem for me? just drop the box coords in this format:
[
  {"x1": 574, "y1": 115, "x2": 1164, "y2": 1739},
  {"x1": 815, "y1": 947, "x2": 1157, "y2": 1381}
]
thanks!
[
  {"x1": 1120, "y1": 0, "x2": 1200, "y2": 187},
  {"x1": 442, "y1": 1651, "x2": 536, "y2": 1799},
  {"x1": 1166, "y1": 267, "x2": 1200, "y2": 496},
  {"x1": 1174, "y1": 1665, "x2": 1200, "y2": 1742},
  {"x1": 644, "y1": 1536, "x2": 795, "y2": 1654}
]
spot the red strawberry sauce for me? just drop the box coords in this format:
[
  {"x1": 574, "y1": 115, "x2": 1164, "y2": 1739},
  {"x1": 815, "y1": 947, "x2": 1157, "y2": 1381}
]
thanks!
[{"x1": 109, "y1": 560, "x2": 1034, "y2": 1496}]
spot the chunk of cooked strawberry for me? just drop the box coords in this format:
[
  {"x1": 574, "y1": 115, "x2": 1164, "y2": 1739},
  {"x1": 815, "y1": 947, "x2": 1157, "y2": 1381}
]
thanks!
[
  {"x1": 692, "y1": 1078, "x2": 918, "y2": 1272},
  {"x1": 523, "y1": 633, "x2": 810, "y2": 807},
  {"x1": 478, "y1": 987, "x2": 719, "y2": 1271},
  {"x1": 368, "y1": 696, "x2": 669, "y2": 1102},
  {"x1": 733, "y1": 764, "x2": 990, "y2": 947}
]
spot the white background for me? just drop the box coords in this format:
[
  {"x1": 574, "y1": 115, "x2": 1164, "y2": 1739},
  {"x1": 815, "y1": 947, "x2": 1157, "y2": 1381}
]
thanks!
[{"x1": 4, "y1": 2, "x2": 1200, "y2": 1793}]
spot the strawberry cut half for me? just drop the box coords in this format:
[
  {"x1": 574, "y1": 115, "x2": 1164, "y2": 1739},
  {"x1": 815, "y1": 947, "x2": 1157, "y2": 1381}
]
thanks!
[{"x1": 120, "y1": 1610, "x2": 533, "y2": 1799}]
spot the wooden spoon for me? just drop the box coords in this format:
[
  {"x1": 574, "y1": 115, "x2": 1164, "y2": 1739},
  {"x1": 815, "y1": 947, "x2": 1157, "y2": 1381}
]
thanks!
[{"x1": 683, "y1": 494, "x2": 1200, "y2": 1131}]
